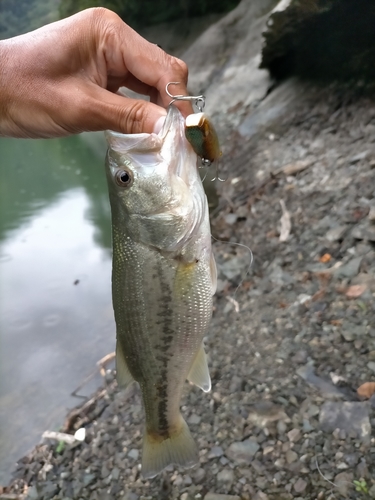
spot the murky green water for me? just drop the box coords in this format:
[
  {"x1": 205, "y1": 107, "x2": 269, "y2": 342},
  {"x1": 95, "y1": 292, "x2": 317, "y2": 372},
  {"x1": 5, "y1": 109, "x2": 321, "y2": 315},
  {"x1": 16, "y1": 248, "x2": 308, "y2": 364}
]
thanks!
[{"x1": 0, "y1": 133, "x2": 116, "y2": 483}]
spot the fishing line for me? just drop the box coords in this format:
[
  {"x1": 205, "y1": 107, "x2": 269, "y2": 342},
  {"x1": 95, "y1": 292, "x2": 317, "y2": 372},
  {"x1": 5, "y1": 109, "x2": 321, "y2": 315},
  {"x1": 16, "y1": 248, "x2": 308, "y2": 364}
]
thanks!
[{"x1": 211, "y1": 235, "x2": 254, "y2": 302}]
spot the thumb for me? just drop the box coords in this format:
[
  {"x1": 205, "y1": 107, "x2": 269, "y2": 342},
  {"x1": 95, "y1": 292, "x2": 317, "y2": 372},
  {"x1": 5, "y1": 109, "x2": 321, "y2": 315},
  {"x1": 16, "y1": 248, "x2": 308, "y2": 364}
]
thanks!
[{"x1": 85, "y1": 88, "x2": 167, "y2": 134}]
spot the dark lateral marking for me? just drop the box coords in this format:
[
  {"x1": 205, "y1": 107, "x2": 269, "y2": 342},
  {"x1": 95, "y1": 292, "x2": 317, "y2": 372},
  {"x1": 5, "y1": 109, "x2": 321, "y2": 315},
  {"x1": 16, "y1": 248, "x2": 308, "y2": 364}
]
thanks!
[{"x1": 153, "y1": 258, "x2": 176, "y2": 433}]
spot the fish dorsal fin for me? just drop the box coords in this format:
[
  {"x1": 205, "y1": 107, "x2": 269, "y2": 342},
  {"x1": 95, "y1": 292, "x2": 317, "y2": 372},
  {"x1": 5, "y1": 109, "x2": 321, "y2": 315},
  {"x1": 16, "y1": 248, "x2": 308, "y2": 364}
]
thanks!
[
  {"x1": 210, "y1": 251, "x2": 217, "y2": 295},
  {"x1": 187, "y1": 345, "x2": 211, "y2": 393},
  {"x1": 116, "y1": 341, "x2": 135, "y2": 388}
]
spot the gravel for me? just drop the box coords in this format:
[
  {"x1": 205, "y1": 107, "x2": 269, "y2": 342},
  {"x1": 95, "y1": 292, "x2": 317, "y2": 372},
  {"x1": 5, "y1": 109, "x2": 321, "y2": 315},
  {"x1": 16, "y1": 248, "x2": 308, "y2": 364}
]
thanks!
[{"x1": 3, "y1": 58, "x2": 375, "y2": 500}]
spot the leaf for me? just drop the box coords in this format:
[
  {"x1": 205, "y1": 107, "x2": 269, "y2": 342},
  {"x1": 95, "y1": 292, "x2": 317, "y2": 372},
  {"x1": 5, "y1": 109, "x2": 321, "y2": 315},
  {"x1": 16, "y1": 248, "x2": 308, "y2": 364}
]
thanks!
[
  {"x1": 357, "y1": 382, "x2": 375, "y2": 399},
  {"x1": 319, "y1": 253, "x2": 331, "y2": 263},
  {"x1": 345, "y1": 284, "x2": 367, "y2": 298},
  {"x1": 279, "y1": 200, "x2": 291, "y2": 242}
]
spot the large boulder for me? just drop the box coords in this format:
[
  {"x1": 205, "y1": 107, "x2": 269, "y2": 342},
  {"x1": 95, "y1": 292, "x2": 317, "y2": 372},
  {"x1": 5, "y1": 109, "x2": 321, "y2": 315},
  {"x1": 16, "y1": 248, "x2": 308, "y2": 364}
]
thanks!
[{"x1": 261, "y1": 0, "x2": 375, "y2": 80}]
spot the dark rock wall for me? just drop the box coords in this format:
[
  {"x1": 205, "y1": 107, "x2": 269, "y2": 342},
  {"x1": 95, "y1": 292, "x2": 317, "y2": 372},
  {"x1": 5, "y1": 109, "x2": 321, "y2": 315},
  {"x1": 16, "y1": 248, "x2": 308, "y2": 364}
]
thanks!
[{"x1": 261, "y1": 0, "x2": 375, "y2": 81}]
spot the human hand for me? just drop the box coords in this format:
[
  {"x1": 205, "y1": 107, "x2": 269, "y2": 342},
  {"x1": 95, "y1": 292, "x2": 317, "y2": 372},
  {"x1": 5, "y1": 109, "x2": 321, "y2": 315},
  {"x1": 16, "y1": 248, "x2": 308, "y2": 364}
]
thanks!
[{"x1": 0, "y1": 8, "x2": 193, "y2": 138}]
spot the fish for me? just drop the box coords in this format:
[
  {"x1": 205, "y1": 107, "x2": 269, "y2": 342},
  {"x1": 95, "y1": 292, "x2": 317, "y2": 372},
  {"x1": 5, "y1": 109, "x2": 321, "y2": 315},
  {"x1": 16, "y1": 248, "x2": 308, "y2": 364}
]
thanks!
[
  {"x1": 185, "y1": 112, "x2": 222, "y2": 164},
  {"x1": 105, "y1": 104, "x2": 217, "y2": 479}
]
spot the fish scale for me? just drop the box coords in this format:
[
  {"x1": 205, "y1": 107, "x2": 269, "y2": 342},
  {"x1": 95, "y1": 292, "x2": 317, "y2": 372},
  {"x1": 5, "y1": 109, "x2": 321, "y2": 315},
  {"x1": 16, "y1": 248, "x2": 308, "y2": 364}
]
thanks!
[{"x1": 105, "y1": 105, "x2": 216, "y2": 478}]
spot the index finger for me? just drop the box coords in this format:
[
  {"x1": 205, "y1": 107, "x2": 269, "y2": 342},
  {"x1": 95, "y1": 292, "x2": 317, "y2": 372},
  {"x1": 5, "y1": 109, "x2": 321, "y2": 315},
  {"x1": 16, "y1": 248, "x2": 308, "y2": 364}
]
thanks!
[{"x1": 100, "y1": 12, "x2": 194, "y2": 116}]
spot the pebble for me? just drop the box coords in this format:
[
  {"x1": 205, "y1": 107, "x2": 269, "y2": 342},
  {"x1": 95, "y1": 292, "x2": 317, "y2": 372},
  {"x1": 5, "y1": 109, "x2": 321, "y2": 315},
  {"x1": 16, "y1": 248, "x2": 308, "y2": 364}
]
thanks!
[
  {"x1": 287, "y1": 428, "x2": 301, "y2": 442},
  {"x1": 127, "y1": 449, "x2": 139, "y2": 460},
  {"x1": 188, "y1": 414, "x2": 202, "y2": 425},
  {"x1": 334, "y1": 257, "x2": 362, "y2": 278},
  {"x1": 334, "y1": 471, "x2": 354, "y2": 496},
  {"x1": 204, "y1": 495, "x2": 241, "y2": 500},
  {"x1": 208, "y1": 446, "x2": 224, "y2": 458},
  {"x1": 193, "y1": 467, "x2": 206, "y2": 483},
  {"x1": 293, "y1": 478, "x2": 307, "y2": 493},
  {"x1": 319, "y1": 401, "x2": 371, "y2": 438},
  {"x1": 226, "y1": 440, "x2": 260, "y2": 464},
  {"x1": 217, "y1": 469, "x2": 234, "y2": 484},
  {"x1": 285, "y1": 450, "x2": 298, "y2": 464}
]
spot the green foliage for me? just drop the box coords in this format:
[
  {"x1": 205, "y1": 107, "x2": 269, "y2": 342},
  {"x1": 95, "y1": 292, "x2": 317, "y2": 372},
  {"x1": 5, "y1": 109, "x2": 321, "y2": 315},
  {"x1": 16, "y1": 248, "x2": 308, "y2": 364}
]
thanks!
[
  {"x1": 59, "y1": 0, "x2": 240, "y2": 29},
  {"x1": 55, "y1": 440, "x2": 65, "y2": 454},
  {"x1": 353, "y1": 479, "x2": 369, "y2": 494}
]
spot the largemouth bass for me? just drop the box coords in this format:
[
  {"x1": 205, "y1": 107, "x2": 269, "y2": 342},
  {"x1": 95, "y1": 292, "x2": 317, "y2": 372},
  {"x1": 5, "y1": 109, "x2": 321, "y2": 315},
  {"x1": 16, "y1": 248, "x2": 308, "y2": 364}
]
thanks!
[{"x1": 105, "y1": 105, "x2": 217, "y2": 478}]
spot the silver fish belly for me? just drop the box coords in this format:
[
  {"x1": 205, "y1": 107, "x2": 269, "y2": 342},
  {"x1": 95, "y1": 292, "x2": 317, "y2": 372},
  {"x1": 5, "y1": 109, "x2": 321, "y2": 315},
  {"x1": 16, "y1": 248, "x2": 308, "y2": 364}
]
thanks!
[{"x1": 105, "y1": 105, "x2": 217, "y2": 478}]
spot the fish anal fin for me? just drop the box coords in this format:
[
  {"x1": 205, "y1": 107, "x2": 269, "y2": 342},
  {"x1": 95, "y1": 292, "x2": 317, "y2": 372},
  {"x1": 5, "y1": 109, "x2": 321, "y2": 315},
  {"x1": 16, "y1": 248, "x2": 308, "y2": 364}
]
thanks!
[
  {"x1": 116, "y1": 341, "x2": 135, "y2": 388},
  {"x1": 142, "y1": 416, "x2": 198, "y2": 478},
  {"x1": 187, "y1": 345, "x2": 211, "y2": 393}
]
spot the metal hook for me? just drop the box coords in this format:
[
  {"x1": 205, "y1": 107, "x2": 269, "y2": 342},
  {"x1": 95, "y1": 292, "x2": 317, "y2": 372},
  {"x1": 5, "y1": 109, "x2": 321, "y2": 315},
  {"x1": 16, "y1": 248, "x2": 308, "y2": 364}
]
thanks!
[
  {"x1": 166, "y1": 82, "x2": 206, "y2": 112},
  {"x1": 210, "y1": 161, "x2": 227, "y2": 182}
]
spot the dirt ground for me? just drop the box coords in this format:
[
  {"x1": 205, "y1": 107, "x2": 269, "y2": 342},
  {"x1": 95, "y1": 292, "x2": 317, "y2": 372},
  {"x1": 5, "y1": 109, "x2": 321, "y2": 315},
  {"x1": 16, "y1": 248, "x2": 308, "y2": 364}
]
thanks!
[{"x1": 2, "y1": 82, "x2": 375, "y2": 500}]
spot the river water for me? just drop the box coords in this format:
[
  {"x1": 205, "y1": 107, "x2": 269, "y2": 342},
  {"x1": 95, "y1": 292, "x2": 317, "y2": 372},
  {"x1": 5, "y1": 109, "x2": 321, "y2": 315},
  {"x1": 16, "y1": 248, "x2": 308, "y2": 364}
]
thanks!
[{"x1": 0, "y1": 133, "x2": 115, "y2": 483}]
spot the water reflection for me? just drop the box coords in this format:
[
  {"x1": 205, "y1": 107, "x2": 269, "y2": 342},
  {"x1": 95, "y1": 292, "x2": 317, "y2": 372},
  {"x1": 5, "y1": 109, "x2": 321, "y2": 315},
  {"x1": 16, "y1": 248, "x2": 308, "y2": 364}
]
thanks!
[{"x1": 0, "y1": 134, "x2": 115, "y2": 483}]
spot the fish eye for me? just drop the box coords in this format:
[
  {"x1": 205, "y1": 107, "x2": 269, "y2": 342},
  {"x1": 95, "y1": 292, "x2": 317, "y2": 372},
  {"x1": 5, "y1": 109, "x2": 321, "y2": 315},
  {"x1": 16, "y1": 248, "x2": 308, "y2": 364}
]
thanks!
[{"x1": 115, "y1": 169, "x2": 133, "y2": 187}]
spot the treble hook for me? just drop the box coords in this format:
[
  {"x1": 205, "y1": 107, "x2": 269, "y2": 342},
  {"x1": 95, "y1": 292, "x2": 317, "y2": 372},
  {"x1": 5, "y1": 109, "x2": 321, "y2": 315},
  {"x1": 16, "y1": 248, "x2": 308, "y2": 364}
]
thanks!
[{"x1": 166, "y1": 82, "x2": 206, "y2": 112}]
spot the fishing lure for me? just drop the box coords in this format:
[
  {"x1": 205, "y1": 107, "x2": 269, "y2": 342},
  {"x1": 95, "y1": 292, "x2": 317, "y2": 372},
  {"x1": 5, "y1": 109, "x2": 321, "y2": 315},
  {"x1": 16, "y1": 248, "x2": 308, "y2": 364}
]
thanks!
[{"x1": 166, "y1": 82, "x2": 222, "y2": 168}]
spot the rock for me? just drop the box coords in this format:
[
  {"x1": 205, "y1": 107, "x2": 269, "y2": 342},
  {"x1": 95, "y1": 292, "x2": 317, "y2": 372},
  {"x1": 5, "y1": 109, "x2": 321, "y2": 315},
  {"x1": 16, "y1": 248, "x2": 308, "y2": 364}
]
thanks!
[
  {"x1": 333, "y1": 257, "x2": 362, "y2": 278},
  {"x1": 204, "y1": 494, "x2": 241, "y2": 500},
  {"x1": 208, "y1": 446, "x2": 224, "y2": 459},
  {"x1": 368, "y1": 205, "x2": 375, "y2": 221},
  {"x1": 297, "y1": 364, "x2": 344, "y2": 398},
  {"x1": 285, "y1": 450, "x2": 298, "y2": 464},
  {"x1": 293, "y1": 478, "x2": 307, "y2": 493},
  {"x1": 226, "y1": 439, "x2": 260, "y2": 464},
  {"x1": 260, "y1": 0, "x2": 375, "y2": 81},
  {"x1": 367, "y1": 362, "x2": 375, "y2": 373},
  {"x1": 352, "y1": 224, "x2": 375, "y2": 242},
  {"x1": 193, "y1": 467, "x2": 206, "y2": 483},
  {"x1": 188, "y1": 414, "x2": 201, "y2": 425},
  {"x1": 26, "y1": 486, "x2": 40, "y2": 500},
  {"x1": 217, "y1": 469, "x2": 234, "y2": 485},
  {"x1": 247, "y1": 402, "x2": 288, "y2": 427},
  {"x1": 319, "y1": 402, "x2": 371, "y2": 439},
  {"x1": 325, "y1": 225, "x2": 348, "y2": 242},
  {"x1": 287, "y1": 428, "x2": 301, "y2": 443},
  {"x1": 334, "y1": 471, "x2": 354, "y2": 497},
  {"x1": 122, "y1": 492, "x2": 139, "y2": 500},
  {"x1": 127, "y1": 449, "x2": 139, "y2": 460},
  {"x1": 349, "y1": 151, "x2": 369, "y2": 164}
]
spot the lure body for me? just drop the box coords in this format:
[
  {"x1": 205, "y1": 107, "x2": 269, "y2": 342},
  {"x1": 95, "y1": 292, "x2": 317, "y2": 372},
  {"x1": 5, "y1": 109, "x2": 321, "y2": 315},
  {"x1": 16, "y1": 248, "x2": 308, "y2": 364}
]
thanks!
[{"x1": 185, "y1": 112, "x2": 222, "y2": 164}]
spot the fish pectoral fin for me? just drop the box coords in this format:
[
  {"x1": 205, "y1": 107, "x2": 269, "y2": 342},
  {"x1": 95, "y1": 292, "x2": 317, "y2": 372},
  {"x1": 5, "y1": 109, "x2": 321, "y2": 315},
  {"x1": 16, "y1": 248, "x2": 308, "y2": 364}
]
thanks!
[
  {"x1": 210, "y1": 251, "x2": 217, "y2": 295},
  {"x1": 187, "y1": 345, "x2": 211, "y2": 393},
  {"x1": 142, "y1": 416, "x2": 198, "y2": 479},
  {"x1": 116, "y1": 342, "x2": 135, "y2": 388}
]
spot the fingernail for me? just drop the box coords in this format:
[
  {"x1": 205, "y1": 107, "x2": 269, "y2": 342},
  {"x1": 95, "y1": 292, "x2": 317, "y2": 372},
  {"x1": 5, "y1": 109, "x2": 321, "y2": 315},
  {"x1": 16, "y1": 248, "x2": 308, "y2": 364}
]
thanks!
[{"x1": 153, "y1": 114, "x2": 166, "y2": 134}]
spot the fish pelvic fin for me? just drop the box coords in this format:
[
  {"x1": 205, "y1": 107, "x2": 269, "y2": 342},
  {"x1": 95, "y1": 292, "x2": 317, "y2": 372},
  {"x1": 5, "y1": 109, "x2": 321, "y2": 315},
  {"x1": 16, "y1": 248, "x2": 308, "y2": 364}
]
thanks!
[
  {"x1": 141, "y1": 416, "x2": 198, "y2": 479},
  {"x1": 187, "y1": 344, "x2": 211, "y2": 393},
  {"x1": 115, "y1": 341, "x2": 135, "y2": 388}
]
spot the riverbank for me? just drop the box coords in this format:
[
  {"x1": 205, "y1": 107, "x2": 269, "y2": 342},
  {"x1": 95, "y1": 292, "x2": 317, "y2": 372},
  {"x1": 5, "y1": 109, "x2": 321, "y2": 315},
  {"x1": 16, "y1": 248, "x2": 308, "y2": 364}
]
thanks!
[{"x1": 3, "y1": 81, "x2": 375, "y2": 500}]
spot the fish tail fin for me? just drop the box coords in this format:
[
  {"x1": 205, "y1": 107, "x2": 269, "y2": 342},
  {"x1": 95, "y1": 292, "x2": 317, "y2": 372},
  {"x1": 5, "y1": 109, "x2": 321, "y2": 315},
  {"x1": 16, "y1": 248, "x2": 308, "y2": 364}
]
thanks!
[{"x1": 141, "y1": 416, "x2": 198, "y2": 479}]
